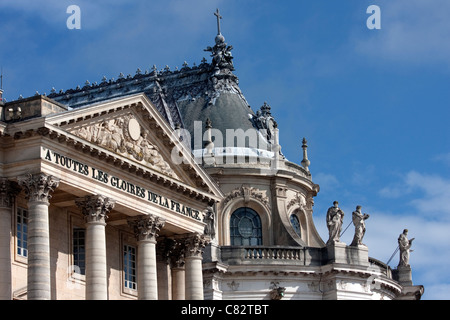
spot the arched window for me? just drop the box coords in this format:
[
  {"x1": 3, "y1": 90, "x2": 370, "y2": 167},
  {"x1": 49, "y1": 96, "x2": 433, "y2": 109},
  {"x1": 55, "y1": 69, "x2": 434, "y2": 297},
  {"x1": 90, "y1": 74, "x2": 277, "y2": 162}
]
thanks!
[
  {"x1": 230, "y1": 207, "x2": 262, "y2": 246},
  {"x1": 290, "y1": 214, "x2": 301, "y2": 237}
]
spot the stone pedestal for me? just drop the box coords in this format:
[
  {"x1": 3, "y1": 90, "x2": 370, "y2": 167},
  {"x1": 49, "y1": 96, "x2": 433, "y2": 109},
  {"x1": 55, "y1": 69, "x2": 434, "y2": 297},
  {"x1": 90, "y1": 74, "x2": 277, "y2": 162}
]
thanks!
[
  {"x1": 395, "y1": 265, "x2": 413, "y2": 286},
  {"x1": 327, "y1": 242, "x2": 369, "y2": 266},
  {"x1": 326, "y1": 241, "x2": 347, "y2": 264},
  {"x1": 347, "y1": 245, "x2": 369, "y2": 266}
]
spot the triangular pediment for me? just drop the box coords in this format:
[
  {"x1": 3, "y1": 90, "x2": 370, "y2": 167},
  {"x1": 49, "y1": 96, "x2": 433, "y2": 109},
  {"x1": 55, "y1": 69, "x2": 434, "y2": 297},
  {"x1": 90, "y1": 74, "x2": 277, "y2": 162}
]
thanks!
[{"x1": 45, "y1": 94, "x2": 223, "y2": 200}]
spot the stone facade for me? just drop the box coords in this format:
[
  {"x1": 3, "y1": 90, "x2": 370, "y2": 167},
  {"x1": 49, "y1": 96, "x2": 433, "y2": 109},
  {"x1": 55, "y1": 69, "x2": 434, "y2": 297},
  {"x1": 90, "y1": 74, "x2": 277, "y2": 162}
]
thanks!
[{"x1": 0, "y1": 11, "x2": 424, "y2": 301}]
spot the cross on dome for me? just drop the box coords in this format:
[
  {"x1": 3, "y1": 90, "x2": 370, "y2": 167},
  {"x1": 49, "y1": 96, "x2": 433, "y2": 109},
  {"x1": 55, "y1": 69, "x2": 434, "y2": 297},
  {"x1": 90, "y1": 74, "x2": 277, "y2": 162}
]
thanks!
[{"x1": 214, "y1": 8, "x2": 222, "y2": 35}]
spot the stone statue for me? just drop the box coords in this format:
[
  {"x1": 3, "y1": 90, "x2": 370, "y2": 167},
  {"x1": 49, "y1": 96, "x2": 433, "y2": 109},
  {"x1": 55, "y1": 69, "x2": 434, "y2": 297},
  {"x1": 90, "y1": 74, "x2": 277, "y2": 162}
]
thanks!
[
  {"x1": 350, "y1": 205, "x2": 370, "y2": 246},
  {"x1": 251, "y1": 102, "x2": 278, "y2": 143},
  {"x1": 203, "y1": 206, "x2": 216, "y2": 239},
  {"x1": 398, "y1": 229, "x2": 414, "y2": 267},
  {"x1": 326, "y1": 201, "x2": 344, "y2": 245}
]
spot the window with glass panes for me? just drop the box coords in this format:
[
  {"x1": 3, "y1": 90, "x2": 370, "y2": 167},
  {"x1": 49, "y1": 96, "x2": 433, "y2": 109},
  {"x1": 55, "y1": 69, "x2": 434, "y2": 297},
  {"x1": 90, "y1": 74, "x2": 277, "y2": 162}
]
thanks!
[
  {"x1": 17, "y1": 207, "x2": 28, "y2": 257},
  {"x1": 290, "y1": 214, "x2": 301, "y2": 237},
  {"x1": 230, "y1": 207, "x2": 262, "y2": 246},
  {"x1": 73, "y1": 228, "x2": 86, "y2": 275},
  {"x1": 123, "y1": 245, "x2": 137, "y2": 290}
]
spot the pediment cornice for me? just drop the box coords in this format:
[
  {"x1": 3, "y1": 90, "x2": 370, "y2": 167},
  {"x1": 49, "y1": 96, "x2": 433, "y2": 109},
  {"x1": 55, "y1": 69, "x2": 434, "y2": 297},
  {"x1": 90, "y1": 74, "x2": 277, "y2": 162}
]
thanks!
[{"x1": 6, "y1": 94, "x2": 223, "y2": 204}]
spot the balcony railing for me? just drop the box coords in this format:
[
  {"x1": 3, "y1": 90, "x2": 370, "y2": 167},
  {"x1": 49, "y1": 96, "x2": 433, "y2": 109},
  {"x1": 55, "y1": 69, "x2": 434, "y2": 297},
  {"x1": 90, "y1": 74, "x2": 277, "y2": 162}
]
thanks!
[{"x1": 244, "y1": 247, "x2": 303, "y2": 260}]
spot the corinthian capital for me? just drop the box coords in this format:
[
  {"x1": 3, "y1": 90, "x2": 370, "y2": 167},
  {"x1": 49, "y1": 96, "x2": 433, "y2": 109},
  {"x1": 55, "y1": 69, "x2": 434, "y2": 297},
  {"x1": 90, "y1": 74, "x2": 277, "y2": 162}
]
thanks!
[
  {"x1": 75, "y1": 194, "x2": 115, "y2": 223},
  {"x1": 128, "y1": 214, "x2": 165, "y2": 242},
  {"x1": 183, "y1": 233, "x2": 209, "y2": 258},
  {"x1": 18, "y1": 173, "x2": 59, "y2": 204}
]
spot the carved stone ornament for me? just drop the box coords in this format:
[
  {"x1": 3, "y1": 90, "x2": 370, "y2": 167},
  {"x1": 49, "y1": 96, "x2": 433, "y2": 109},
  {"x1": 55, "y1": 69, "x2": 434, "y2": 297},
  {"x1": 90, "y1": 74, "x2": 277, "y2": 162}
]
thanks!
[
  {"x1": 75, "y1": 194, "x2": 115, "y2": 223},
  {"x1": 0, "y1": 179, "x2": 21, "y2": 208},
  {"x1": 18, "y1": 173, "x2": 60, "y2": 204},
  {"x1": 222, "y1": 184, "x2": 269, "y2": 208},
  {"x1": 128, "y1": 214, "x2": 165, "y2": 242},
  {"x1": 71, "y1": 114, "x2": 179, "y2": 179},
  {"x1": 287, "y1": 192, "x2": 306, "y2": 210},
  {"x1": 183, "y1": 233, "x2": 209, "y2": 258},
  {"x1": 250, "y1": 102, "x2": 278, "y2": 143}
]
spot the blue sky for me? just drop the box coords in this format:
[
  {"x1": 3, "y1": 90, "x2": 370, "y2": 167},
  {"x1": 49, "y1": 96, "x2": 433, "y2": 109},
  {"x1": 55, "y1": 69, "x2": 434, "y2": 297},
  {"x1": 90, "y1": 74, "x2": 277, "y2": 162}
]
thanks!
[{"x1": 1, "y1": 0, "x2": 449, "y2": 300}]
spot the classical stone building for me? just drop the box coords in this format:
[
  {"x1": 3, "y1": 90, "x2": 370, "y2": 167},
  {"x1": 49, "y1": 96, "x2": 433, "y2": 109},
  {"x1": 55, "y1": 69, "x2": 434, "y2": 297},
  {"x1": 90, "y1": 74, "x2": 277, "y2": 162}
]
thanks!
[{"x1": 0, "y1": 11, "x2": 423, "y2": 300}]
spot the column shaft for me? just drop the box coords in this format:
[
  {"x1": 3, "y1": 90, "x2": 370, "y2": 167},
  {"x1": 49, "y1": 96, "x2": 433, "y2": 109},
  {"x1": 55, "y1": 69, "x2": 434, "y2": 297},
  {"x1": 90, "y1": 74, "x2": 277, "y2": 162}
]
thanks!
[
  {"x1": 18, "y1": 173, "x2": 59, "y2": 301},
  {"x1": 137, "y1": 239, "x2": 157, "y2": 300},
  {"x1": 185, "y1": 256, "x2": 204, "y2": 300},
  {"x1": 76, "y1": 195, "x2": 115, "y2": 300},
  {"x1": 171, "y1": 267, "x2": 185, "y2": 300},
  {"x1": 183, "y1": 233, "x2": 209, "y2": 300},
  {"x1": 128, "y1": 214, "x2": 165, "y2": 300},
  {"x1": 85, "y1": 221, "x2": 108, "y2": 300},
  {"x1": 27, "y1": 201, "x2": 51, "y2": 300}
]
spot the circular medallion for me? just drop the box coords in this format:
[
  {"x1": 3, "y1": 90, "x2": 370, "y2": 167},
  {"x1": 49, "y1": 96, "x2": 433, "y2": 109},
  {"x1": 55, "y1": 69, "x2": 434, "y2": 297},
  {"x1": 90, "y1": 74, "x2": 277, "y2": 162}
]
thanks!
[{"x1": 128, "y1": 118, "x2": 141, "y2": 141}]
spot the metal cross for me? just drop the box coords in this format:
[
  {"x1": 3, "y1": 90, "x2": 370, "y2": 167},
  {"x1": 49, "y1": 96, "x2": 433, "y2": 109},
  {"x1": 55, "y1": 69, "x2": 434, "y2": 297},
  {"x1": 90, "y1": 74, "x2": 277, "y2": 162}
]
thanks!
[{"x1": 214, "y1": 8, "x2": 222, "y2": 35}]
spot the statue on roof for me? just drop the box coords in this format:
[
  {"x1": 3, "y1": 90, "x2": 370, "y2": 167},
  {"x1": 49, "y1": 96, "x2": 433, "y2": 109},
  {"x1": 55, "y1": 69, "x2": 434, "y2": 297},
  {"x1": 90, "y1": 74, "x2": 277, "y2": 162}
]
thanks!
[
  {"x1": 398, "y1": 229, "x2": 414, "y2": 267},
  {"x1": 326, "y1": 201, "x2": 345, "y2": 245},
  {"x1": 204, "y1": 9, "x2": 234, "y2": 71},
  {"x1": 251, "y1": 102, "x2": 278, "y2": 143},
  {"x1": 350, "y1": 205, "x2": 370, "y2": 246}
]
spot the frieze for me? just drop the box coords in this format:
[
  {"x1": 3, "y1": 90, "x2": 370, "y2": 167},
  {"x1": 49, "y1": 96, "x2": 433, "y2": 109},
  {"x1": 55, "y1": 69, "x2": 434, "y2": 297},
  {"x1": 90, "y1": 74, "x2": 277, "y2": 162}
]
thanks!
[
  {"x1": 43, "y1": 148, "x2": 202, "y2": 221},
  {"x1": 70, "y1": 114, "x2": 178, "y2": 179}
]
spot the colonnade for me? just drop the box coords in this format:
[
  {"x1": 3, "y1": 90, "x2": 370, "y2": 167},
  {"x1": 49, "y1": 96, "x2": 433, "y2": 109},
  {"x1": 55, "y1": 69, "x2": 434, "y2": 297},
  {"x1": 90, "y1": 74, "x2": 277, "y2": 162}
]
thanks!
[{"x1": 0, "y1": 173, "x2": 208, "y2": 300}]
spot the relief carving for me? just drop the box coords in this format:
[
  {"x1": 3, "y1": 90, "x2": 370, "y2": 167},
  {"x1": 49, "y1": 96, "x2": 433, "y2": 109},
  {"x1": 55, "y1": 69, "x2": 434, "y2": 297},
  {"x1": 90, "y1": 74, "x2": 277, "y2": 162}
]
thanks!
[
  {"x1": 72, "y1": 114, "x2": 178, "y2": 179},
  {"x1": 222, "y1": 184, "x2": 269, "y2": 208}
]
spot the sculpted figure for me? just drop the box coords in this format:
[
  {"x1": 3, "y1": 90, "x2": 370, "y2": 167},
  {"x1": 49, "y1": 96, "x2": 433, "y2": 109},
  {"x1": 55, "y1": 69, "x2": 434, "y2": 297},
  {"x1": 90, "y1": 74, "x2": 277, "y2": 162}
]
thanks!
[
  {"x1": 326, "y1": 201, "x2": 344, "y2": 245},
  {"x1": 398, "y1": 229, "x2": 414, "y2": 267},
  {"x1": 203, "y1": 206, "x2": 216, "y2": 239},
  {"x1": 350, "y1": 205, "x2": 370, "y2": 246}
]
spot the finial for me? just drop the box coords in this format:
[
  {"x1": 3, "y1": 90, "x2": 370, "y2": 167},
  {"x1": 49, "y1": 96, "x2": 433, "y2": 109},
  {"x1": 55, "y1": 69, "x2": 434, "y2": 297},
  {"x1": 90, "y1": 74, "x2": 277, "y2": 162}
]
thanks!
[
  {"x1": 301, "y1": 137, "x2": 310, "y2": 172},
  {"x1": 214, "y1": 8, "x2": 222, "y2": 35}
]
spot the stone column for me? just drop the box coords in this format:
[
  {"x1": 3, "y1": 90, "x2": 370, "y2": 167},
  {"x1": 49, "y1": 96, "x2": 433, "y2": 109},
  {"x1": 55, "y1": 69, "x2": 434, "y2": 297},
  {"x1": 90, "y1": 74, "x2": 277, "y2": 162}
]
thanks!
[
  {"x1": 171, "y1": 241, "x2": 185, "y2": 300},
  {"x1": 157, "y1": 238, "x2": 176, "y2": 300},
  {"x1": 128, "y1": 214, "x2": 165, "y2": 300},
  {"x1": 76, "y1": 195, "x2": 115, "y2": 300},
  {"x1": 0, "y1": 179, "x2": 20, "y2": 300},
  {"x1": 18, "y1": 173, "x2": 59, "y2": 300},
  {"x1": 184, "y1": 233, "x2": 209, "y2": 300}
]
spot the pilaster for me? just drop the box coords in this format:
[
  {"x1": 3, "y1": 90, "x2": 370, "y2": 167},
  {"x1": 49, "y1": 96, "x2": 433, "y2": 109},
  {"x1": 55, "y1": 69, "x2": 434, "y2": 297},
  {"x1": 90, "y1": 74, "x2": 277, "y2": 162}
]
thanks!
[{"x1": 0, "y1": 179, "x2": 21, "y2": 300}]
